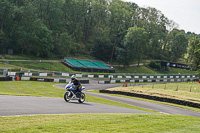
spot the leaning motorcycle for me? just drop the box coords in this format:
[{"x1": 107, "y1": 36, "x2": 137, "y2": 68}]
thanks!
[{"x1": 64, "y1": 81, "x2": 85, "y2": 103}]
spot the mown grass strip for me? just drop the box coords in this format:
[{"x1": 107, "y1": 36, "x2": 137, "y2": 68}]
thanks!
[
  {"x1": 0, "y1": 81, "x2": 64, "y2": 98},
  {"x1": 1, "y1": 114, "x2": 200, "y2": 133}
]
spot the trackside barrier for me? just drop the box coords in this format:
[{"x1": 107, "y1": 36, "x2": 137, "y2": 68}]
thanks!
[
  {"x1": 0, "y1": 77, "x2": 13, "y2": 81},
  {"x1": 6, "y1": 72, "x2": 197, "y2": 79},
  {"x1": 100, "y1": 90, "x2": 200, "y2": 109},
  {"x1": 18, "y1": 77, "x2": 89, "y2": 84},
  {"x1": 98, "y1": 78, "x2": 197, "y2": 84}
]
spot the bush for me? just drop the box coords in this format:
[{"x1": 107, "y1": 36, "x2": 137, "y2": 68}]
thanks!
[{"x1": 149, "y1": 61, "x2": 161, "y2": 70}]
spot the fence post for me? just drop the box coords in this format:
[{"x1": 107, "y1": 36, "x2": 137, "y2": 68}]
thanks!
[{"x1": 176, "y1": 85, "x2": 179, "y2": 91}]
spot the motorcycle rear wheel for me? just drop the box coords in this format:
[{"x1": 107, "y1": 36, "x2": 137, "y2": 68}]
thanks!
[{"x1": 78, "y1": 93, "x2": 85, "y2": 103}]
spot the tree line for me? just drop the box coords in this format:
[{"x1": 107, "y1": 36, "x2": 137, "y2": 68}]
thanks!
[{"x1": 0, "y1": 0, "x2": 200, "y2": 68}]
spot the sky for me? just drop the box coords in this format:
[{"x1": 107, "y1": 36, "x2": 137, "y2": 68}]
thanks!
[{"x1": 123, "y1": 0, "x2": 200, "y2": 34}]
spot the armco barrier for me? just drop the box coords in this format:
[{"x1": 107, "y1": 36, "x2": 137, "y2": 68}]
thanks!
[
  {"x1": 98, "y1": 78, "x2": 197, "y2": 84},
  {"x1": 80, "y1": 80, "x2": 89, "y2": 84},
  {"x1": 22, "y1": 77, "x2": 89, "y2": 84},
  {"x1": 30, "y1": 77, "x2": 54, "y2": 82},
  {"x1": 0, "y1": 77, "x2": 13, "y2": 81},
  {"x1": 100, "y1": 90, "x2": 200, "y2": 109},
  {"x1": 6, "y1": 72, "x2": 197, "y2": 79}
]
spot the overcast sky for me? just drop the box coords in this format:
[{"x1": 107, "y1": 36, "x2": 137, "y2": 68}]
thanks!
[{"x1": 123, "y1": 0, "x2": 200, "y2": 34}]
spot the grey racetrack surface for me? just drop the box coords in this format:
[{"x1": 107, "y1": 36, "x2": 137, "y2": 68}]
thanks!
[{"x1": 0, "y1": 95, "x2": 150, "y2": 116}]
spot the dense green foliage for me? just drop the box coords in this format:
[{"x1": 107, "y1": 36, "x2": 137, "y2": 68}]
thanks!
[
  {"x1": 187, "y1": 36, "x2": 200, "y2": 70},
  {"x1": 119, "y1": 26, "x2": 148, "y2": 66},
  {"x1": 149, "y1": 61, "x2": 161, "y2": 70},
  {"x1": 0, "y1": 0, "x2": 197, "y2": 66}
]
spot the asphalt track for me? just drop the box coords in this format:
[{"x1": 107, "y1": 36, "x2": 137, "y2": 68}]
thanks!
[
  {"x1": 1, "y1": 79, "x2": 200, "y2": 117},
  {"x1": 0, "y1": 95, "x2": 149, "y2": 116}
]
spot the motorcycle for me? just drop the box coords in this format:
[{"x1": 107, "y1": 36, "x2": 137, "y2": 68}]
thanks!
[{"x1": 64, "y1": 81, "x2": 85, "y2": 103}]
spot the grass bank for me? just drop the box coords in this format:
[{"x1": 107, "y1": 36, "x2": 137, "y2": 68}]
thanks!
[
  {"x1": 115, "y1": 65, "x2": 158, "y2": 74},
  {"x1": 8, "y1": 61, "x2": 74, "y2": 72},
  {"x1": 115, "y1": 65, "x2": 195, "y2": 74},
  {"x1": 1, "y1": 114, "x2": 200, "y2": 133},
  {"x1": 107, "y1": 82, "x2": 200, "y2": 103},
  {"x1": 0, "y1": 57, "x2": 195, "y2": 74}
]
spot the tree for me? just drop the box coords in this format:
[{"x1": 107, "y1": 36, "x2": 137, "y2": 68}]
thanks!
[
  {"x1": 121, "y1": 26, "x2": 148, "y2": 66},
  {"x1": 92, "y1": 27, "x2": 112, "y2": 61},
  {"x1": 0, "y1": 30, "x2": 6, "y2": 54},
  {"x1": 108, "y1": 0, "x2": 134, "y2": 65},
  {"x1": 30, "y1": 20, "x2": 54, "y2": 57},
  {"x1": 137, "y1": 7, "x2": 169, "y2": 59},
  {"x1": 187, "y1": 35, "x2": 200, "y2": 70},
  {"x1": 10, "y1": 1, "x2": 54, "y2": 57},
  {"x1": 55, "y1": 32, "x2": 80, "y2": 57},
  {"x1": 167, "y1": 29, "x2": 188, "y2": 61}
]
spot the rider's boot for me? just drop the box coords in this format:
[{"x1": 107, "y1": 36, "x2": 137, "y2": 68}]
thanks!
[{"x1": 77, "y1": 92, "x2": 81, "y2": 98}]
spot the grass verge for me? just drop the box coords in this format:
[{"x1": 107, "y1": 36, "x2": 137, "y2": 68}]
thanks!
[
  {"x1": 107, "y1": 82, "x2": 200, "y2": 103},
  {"x1": 1, "y1": 114, "x2": 200, "y2": 133},
  {"x1": 0, "y1": 81, "x2": 64, "y2": 98}
]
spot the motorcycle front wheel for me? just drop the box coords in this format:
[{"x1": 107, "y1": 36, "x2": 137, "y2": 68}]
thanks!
[
  {"x1": 64, "y1": 91, "x2": 71, "y2": 102},
  {"x1": 78, "y1": 92, "x2": 85, "y2": 103}
]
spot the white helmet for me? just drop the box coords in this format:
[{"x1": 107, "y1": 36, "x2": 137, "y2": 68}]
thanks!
[{"x1": 71, "y1": 75, "x2": 76, "y2": 81}]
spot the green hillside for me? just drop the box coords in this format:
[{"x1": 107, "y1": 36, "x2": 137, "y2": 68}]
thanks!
[{"x1": 0, "y1": 60, "x2": 195, "y2": 75}]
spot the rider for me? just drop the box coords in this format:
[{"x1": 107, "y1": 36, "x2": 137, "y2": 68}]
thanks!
[{"x1": 71, "y1": 75, "x2": 82, "y2": 98}]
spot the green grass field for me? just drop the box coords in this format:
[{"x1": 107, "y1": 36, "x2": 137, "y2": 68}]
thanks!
[
  {"x1": 0, "y1": 81, "x2": 64, "y2": 97},
  {"x1": 1, "y1": 114, "x2": 200, "y2": 133},
  {"x1": 3, "y1": 54, "x2": 59, "y2": 60},
  {"x1": 115, "y1": 65, "x2": 159, "y2": 74},
  {"x1": 115, "y1": 65, "x2": 195, "y2": 74},
  {"x1": 9, "y1": 61, "x2": 75, "y2": 72}
]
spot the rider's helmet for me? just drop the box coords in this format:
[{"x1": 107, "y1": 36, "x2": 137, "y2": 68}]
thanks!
[{"x1": 71, "y1": 75, "x2": 76, "y2": 82}]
